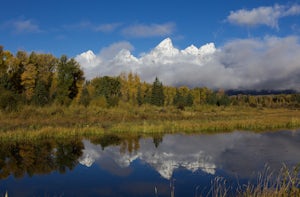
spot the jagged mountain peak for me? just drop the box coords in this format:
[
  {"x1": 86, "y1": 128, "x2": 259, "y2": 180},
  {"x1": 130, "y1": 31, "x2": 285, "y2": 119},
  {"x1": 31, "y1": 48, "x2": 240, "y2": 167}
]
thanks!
[
  {"x1": 78, "y1": 50, "x2": 96, "y2": 63},
  {"x1": 149, "y1": 37, "x2": 179, "y2": 58},
  {"x1": 156, "y1": 37, "x2": 174, "y2": 49},
  {"x1": 199, "y1": 43, "x2": 216, "y2": 55},
  {"x1": 182, "y1": 44, "x2": 199, "y2": 55},
  {"x1": 113, "y1": 49, "x2": 139, "y2": 63}
]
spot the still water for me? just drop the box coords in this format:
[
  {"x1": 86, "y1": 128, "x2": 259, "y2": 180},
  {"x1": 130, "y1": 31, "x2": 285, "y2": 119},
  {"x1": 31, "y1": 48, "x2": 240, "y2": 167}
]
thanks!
[{"x1": 0, "y1": 130, "x2": 300, "y2": 196}]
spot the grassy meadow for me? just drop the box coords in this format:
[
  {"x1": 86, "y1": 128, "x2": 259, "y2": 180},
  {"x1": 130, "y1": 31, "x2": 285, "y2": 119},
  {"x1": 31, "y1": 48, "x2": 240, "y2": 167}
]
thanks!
[{"x1": 1, "y1": 104, "x2": 300, "y2": 142}]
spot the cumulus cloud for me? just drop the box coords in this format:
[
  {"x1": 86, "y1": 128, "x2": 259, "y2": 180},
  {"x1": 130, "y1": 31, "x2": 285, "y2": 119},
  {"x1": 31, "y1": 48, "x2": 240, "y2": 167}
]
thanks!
[
  {"x1": 98, "y1": 41, "x2": 134, "y2": 60},
  {"x1": 76, "y1": 36, "x2": 300, "y2": 91},
  {"x1": 227, "y1": 4, "x2": 300, "y2": 29},
  {"x1": 122, "y1": 22, "x2": 175, "y2": 37},
  {"x1": 2, "y1": 18, "x2": 41, "y2": 34}
]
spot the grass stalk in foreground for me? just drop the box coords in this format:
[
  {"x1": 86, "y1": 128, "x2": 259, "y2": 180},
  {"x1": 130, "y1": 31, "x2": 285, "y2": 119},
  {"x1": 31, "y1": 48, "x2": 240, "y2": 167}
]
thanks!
[{"x1": 207, "y1": 165, "x2": 300, "y2": 197}]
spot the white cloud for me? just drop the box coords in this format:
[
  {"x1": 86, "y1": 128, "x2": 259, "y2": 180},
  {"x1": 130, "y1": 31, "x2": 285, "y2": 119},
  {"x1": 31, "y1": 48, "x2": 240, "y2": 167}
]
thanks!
[
  {"x1": 76, "y1": 36, "x2": 300, "y2": 91},
  {"x1": 75, "y1": 41, "x2": 134, "y2": 78},
  {"x1": 227, "y1": 4, "x2": 300, "y2": 29},
  {"x1": 98, "y1": 41, "x2": 134, "y2": 60},
  {"x1": 94, "y1": 23, "x2": 122, "y2": 33},
  {"x1": 2, "y1": 18, "x2": 41, "y2": 34},
  {"x1": 64, "y1": 21, "x2": 121, "y2": 33},
  {"x1": 122, "y1": 22, "x2": 175, "y2": 37}
]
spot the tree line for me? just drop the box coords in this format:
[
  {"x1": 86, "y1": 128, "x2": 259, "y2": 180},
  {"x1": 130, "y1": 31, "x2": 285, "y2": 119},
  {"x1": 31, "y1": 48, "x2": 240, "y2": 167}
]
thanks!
[{"x1": 1, "y1": 46, "x2": 299, "y2": 111}]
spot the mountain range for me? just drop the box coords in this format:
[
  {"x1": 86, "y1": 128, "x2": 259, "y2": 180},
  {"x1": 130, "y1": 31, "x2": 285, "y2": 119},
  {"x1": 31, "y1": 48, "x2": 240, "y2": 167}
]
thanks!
[{"x1": 76, "y1": 37, "x2": 300, "y2": 91}]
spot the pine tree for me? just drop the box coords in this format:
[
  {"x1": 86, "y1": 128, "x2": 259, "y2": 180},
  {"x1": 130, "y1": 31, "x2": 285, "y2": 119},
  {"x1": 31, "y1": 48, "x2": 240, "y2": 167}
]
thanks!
[
  {"x1": 151, "y1": 77, "x2": 164, "y2": 106},
  {"x1": 173, "y1": 89, "x2": 184, "y2": 109},
  {"x1": 186, "y1": 92, "x2": 194, "y2": 107},
  {"x1": 32, "y1": 80, "x2": 48, "y2": 106}
]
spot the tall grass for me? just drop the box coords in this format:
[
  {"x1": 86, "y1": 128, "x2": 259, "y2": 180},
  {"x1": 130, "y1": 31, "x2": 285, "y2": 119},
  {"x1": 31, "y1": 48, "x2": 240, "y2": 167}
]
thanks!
[
  {"x1": 207, "y1": 164, "x2": 300, "y2": 197},
  {"x1": 238, "y1": 165, "x2": 300, "y2": 197},
  {"x1": 1, "y1": 105, "x2": 300, "y2": 141}
]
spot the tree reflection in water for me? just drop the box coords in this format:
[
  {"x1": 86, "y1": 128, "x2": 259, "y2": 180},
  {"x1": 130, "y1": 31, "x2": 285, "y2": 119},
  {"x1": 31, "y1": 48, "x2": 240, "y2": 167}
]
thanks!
[
  {"x1": 0, "y1": 133, "x2": 164, "y2": 179},
  {"x1": 0, "y1": 138, "x2": 84, "y2": 179}
]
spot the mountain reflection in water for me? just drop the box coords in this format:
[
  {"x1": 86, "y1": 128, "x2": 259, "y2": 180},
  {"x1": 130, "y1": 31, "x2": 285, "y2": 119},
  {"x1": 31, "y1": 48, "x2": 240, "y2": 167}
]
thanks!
[
  {"x1": 79, "y1": 131, "x2": 300, "y2": 180},
  {"x1": 0, "y1": 130, "x2": 299, "y2": 196}
]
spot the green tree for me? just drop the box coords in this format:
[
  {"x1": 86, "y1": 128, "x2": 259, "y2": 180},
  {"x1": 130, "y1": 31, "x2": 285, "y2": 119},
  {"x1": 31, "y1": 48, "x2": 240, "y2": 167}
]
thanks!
[
  {"x1": 91, "y1": 76, "x2": 121, "y2": 107},
  {"x1": 151, "y1": 77, "x2": 164, "y2": 106},
  {"x1": 32, "y1": 80, "x2": 49, "y2": 106},
  {"x1": 55, "y1": 56, "x2": 84, "y2": 105},
  {"x1": 186, "y1": 92, "x2": 194, "y2": 107},
  {"x1": 0, "y1": 87, "x2": 18, "y2": 111},
  {"x1": 79, "y1": 83, "x2": 91, "y2": 107},
  {"x1": 173, "y1": 89, "x2": 185, "y2": 109},
  {"x1": 206, "y1": 92, "x2": 218, "y2": 105}
]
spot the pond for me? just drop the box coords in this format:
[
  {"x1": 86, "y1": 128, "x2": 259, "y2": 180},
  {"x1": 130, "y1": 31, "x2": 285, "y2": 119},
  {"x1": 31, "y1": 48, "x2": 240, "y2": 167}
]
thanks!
[{"x1": 0, "y1": 130, "x2": 300, "y2": 196}]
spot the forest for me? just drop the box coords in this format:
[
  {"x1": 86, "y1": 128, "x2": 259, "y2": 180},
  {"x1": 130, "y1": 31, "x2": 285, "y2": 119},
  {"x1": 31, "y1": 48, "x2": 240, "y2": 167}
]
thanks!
[{"x1": 1, "y1": 45, "x2": 300, "y2": 112}]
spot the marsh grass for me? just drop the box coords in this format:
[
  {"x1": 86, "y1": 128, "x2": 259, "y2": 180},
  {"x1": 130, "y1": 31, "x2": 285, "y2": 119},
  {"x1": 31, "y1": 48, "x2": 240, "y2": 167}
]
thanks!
[
  {"x1": 237, "y1": 164, "x2": 300, "y2": 197},
  {"x1": 0, "y1": 126, "x2": 104, "y2": 143},
  {"x1": 1, "y1": 105, "x2": 300, "y2": 141},
  {"x1": 206, "y1": 164, "x2": 300, "y2": 197}
]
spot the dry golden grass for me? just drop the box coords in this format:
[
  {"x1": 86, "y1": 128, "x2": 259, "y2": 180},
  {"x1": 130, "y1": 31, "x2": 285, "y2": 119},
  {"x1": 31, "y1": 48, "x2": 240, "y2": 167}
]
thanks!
[{"x1": 0, "y1": 105, "x2": 300, "y2": 140}]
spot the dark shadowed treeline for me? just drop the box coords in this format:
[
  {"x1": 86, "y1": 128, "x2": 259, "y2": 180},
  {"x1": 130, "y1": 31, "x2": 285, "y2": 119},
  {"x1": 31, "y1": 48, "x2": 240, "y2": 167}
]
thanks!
[{"x1": 1, "y1": 46, "x2": 300, "y2": 111}]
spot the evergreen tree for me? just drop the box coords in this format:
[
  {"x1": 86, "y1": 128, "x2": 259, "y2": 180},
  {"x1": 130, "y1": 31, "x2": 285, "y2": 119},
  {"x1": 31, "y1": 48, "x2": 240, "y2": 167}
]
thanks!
[
  {"x1": 91, "y1": 76, "x2": 121, "y2": 107},
  {"x1": 151, "y1": 77, "x2": 165, "y2": 106},
  {"x1": 173, "y1": 89, "x2": 185, "y2": 109},
  {"x1": 55, "y1": 55, "x2": 84, "y2": 105},
  {"x1": 206, "y1": 92, "x2": 218, "y2": 105},
  {"x1": 218, "y1": 94, "x2": 230, "y2": 106},
  {"x1": 186, "y1": 92, "x2": 194, "y2": 107},
  {"x1": 32, "y1": 80, "x2": 48, "y2": 106}
]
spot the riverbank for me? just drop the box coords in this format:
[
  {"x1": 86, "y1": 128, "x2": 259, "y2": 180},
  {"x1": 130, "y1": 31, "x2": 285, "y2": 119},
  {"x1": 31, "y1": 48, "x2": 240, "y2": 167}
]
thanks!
[{"x1": 1, "y1": 105, "x2": 300, "y2": 141}]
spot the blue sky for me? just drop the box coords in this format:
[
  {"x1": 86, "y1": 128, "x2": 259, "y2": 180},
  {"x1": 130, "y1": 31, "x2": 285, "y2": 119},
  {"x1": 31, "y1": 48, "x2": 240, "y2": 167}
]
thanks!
[
  {"x1": 2, "y1": 0, "x2": 300, "y2": 90},
  {"x1": 1, "y1": 0, "x2": 300, "y2": 57}
]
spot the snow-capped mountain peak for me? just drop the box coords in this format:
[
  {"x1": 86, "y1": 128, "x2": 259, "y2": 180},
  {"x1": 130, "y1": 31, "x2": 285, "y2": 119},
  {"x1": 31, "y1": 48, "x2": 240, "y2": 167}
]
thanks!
[
  {"x1": 199, "y1": 43, "x2": 216, "y2": 55},
  {"x1": 142, "y1": 38, "x2": 180, "y2": 63},
  {"x1": 156, "y1": 37, "x2": 174, "y2": 50},
  {"x1": 113, "y1": 49, "x2": 139, "y2": 64},
  {"x1": 182, "y1": 44, "x2": 199, "y2": 55},
  {"x1": 79, "y1": 50, "x2": 96, "y2": 63}
]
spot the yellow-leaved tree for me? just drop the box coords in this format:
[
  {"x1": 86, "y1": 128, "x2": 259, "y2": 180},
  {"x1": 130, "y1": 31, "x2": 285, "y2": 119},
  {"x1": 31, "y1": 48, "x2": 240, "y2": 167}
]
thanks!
[{"x1": 21, "y1": 63, "x2": 37, "y2": 101}]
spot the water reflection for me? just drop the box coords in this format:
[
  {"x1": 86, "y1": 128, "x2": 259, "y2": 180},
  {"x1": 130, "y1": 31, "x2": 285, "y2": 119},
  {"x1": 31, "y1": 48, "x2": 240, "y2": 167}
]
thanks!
[
  {"x1": 80, "y1": 130, "x2": 300, "y2": 180},
  {"x1": 0, "y1": 138, "x2": 83, "y2": 179},
  {"x1": 0, "y1": 130, "x2": 299, "y2": 196}
]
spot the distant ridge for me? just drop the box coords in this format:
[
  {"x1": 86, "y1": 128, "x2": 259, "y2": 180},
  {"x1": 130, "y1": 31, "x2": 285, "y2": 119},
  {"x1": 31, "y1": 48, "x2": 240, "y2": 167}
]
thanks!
[{"x1": 226, "y1": 89, "x2": 297, "y2": 96}]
